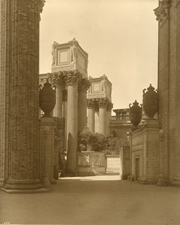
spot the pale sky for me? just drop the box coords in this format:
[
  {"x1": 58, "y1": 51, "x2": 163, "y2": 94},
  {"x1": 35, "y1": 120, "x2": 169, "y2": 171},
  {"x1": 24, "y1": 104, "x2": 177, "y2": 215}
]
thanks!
[{"x1": 40, "y1": 0, "x2": 158, "y2": 111}]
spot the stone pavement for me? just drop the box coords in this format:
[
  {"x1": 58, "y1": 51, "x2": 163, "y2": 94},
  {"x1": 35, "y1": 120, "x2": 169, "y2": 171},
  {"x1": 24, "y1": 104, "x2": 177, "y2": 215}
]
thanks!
[{"x1": 0, "y1": 175, "x2": 180, "y2": 225}]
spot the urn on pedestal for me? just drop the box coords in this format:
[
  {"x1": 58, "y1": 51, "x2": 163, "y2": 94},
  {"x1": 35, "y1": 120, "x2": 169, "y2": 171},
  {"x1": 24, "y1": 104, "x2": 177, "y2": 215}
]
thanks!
[
  {"x1": 143, "y1": 84, "x2": 158, "y2": 119},
  {"x1": 129, "y1": 100, "x2": 142, "y2": 128},
  {"x1": 39, "y1": 80, "x2": 56, "y2": 117}
]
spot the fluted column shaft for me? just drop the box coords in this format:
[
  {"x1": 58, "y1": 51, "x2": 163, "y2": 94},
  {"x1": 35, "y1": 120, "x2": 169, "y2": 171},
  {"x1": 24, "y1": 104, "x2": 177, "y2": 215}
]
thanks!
[
  {"x1": 65, "y1": 73, "x2": 78, "y2": 175},
  {"x1": 0, "y1": 0, "x2": 44, "y2": 189},
  {"x1": 50, "y1": 73, "x2": 64, "y2": 118},
  {"x1": 87, "y1": 99, "x2": 96, "y2": 133},
  {"x1": 99, "y1": 107, "x2": 106, "y2": 135},
  {"x1": 78, "y1": 79, "x2": 90, "y2": 132},
  {"x1": 99, "y1": 99, "x2": 108, "y2": 135}
]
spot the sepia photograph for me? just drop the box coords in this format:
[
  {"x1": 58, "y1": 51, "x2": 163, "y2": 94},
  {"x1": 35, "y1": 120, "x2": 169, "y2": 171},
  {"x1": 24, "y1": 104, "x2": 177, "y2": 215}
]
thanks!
[{"x1": 0, "y1": 0, "x2": 180, "y2": 224}]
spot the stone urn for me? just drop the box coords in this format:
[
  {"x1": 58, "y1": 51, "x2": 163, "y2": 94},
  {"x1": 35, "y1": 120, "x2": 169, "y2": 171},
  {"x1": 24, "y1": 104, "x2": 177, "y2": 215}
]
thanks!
[
  {"x1": 39, "y1": 80, "x2": 56, "y2": 117},
  {"x1": 143, "y1": 84, "x2": 158, "y2": 119},
  {"x1": 129, "y1": 100, "x2": 142, "y2": 128}
]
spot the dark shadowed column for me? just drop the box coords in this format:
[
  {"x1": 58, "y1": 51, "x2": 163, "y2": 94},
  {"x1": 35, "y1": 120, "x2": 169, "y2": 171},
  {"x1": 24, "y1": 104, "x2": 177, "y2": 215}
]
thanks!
[{"x1": 0, "y1": 0, "x2": 45, "y2": 190}]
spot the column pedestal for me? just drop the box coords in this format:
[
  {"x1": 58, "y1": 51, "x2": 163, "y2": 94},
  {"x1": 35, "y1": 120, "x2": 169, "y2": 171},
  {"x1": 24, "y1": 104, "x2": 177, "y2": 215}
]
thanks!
[{"x1": 40, "y1": 117, "x2": 57, "y2": 185}]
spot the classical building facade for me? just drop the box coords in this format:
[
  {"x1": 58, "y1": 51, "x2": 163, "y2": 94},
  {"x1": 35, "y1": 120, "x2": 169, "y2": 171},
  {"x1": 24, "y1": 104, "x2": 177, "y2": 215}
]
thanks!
[
  {"x1": 87, "y1": 75, "x2": 113, "y2": 136},
  {"x1": 39, "y1": 39, "x2": 90, "y2": 175}
]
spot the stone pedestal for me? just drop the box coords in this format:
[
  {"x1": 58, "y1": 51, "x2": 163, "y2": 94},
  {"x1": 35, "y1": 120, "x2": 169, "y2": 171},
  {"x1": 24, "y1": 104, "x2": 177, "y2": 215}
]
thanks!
[
  {"x1": 40, "y1": 117, "x2": 56, "y2": 185},
  {"x1": 119, "y1": 146, "x2": 130, "y2": 180},
  {"x1": 0, "y1": 0, "x2": 45, "y2": 190},
  {"x1": 131, "y1": 119, "x2": 160, "y2": 184}
]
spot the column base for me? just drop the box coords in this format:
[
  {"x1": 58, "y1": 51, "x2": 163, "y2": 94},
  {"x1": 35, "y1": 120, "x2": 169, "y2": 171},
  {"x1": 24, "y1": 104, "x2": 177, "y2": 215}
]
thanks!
[
  {"x1": 1, "y1": 187, "x2": 48, "y2": 193},
  {"x1": 3, "y1": 179, "x2": 43, "y2": 190}
]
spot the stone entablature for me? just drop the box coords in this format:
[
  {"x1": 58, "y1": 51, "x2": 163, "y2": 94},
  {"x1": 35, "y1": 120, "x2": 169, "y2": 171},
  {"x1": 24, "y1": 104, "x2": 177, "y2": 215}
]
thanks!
[
  {"x1": 51, "y1": 38, "x2": 88, "y2": 78},
  {"x1": 87, "y1": 75, "x2": 112, "y2": 101}
]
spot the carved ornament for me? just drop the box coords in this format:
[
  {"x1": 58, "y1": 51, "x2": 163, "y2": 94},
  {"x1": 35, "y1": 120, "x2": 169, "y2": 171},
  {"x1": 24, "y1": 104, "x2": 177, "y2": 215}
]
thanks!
[
  {"x1": 87, "y1": 99, "x2": 98, "y2": 108},
  {"x1": 107, "y1": 102, "x2": 113, "y2": 111},
  {"x1": 64, "y1": 70, "x2": 82, "y2": 86},
  {"x1": 99, "y1": 98, "x2": 109, "y2": 108},
  {"x1": 49, "y1": 72, "x2": 64, "y2": 86},
  {"x1": 39, "y1": 0, "x2": 46, "y2": 13},
  {"x1": 154, "y1": 1, "x2": 170, "y2": 25},
  {"x1": 78, "y1": 78, "x2": 91, "y2": 92}
]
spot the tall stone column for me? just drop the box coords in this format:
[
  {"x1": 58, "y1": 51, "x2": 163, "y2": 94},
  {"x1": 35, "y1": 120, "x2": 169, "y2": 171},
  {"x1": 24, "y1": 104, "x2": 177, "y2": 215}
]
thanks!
[
  {"x1": 87, "y1": 99, "x2": 96, "y2": 133},
  {"x1": 99, "y1": 98, "x2": 108, "y2": 135},
  {"x1": 62, "y1": 89, "x2": 67, "y2": 152},
  {"x1": 65, "y1": 71, "x2": 79, "y2": 175},
  {"x1": 0, "y1": 0, "x2": 45, "y2": 190},
  {"x1": 106, "y1": 102, "x2": 113, "y2": 136},
  {"x1": 50, "y1": 72, "x2": 64, "y2": 118},
  {"x1": 78, "y1": 78, "x2": 91, "y2": 132},
  {"x1": 154, "y1": 1, "x2": 170, "y2": 184}
]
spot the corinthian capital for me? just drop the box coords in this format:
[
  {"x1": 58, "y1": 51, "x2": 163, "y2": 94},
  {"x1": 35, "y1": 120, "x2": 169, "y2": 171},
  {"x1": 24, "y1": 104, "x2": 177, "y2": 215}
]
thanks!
[
  {"x1": 154, "y1": 0, "x2": 170, "y2": 25},
  {"x1": 39, "y1": 0, "x2": 46, "y2": 13},
  {"x1": 99, "y1": 98, "x2": 109, "y2": 108},
  {"x1": 79, "y1": 78, "x2": 91, "y2": 92},
  {"x1": 64, "y1": 70, "x2": 82, "y2": 86},
  {"x1": 107, "y1": 102, "x2": 113, "y2": 111},
  {"x1": 87, "y1": 99, "x2": 98, "y2": 109},
  {"x1": 49, "y1": 72, "x2": 64, "y2": 86}
]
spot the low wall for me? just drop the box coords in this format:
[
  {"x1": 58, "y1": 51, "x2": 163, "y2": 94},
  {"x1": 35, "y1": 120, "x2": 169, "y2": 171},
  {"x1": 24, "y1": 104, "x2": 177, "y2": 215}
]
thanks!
[{"x1": 77, "y1": 151, "x2": 107, "y2": 176}]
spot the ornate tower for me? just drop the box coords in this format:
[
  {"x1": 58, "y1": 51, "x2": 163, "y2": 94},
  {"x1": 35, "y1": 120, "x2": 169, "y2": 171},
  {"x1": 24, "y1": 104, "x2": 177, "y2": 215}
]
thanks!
[
  {"x1": 0, "y1": 0, "x2": 45, "y2": 190},
  {"x1": 87, "y1": 75, "x2": 113, "y2": 136},
  {"x1": 39, "y1": 39, "x2": 90, "y2": 175}
]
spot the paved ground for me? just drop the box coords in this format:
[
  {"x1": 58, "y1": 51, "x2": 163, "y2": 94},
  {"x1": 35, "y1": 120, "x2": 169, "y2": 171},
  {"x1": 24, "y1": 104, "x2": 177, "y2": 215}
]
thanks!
[{"x1": 0, "y1": 175, "x2": 180, "y2": 225}]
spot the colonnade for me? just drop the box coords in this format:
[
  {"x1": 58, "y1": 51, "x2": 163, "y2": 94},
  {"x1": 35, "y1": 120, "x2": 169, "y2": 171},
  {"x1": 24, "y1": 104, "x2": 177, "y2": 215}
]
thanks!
[
  {"x1": 49, "y1": 71, "x2": 90, "y2": 175},
  {"x1": 87, "y1": 98, "x2": 113, "y2": 136}
]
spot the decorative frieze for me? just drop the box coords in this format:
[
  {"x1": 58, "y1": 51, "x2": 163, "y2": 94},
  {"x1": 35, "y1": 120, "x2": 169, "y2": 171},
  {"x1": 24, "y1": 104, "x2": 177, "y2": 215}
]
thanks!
[{"x1": 154, "y1": 1, "x2": 171, "y2": 25}]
